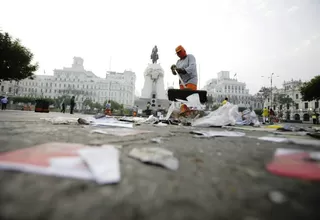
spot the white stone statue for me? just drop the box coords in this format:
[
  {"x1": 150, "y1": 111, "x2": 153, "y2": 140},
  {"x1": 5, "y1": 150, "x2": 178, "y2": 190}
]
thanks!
[{"x1": 141, "y1": 63, "x2": 166, "y2": 100}]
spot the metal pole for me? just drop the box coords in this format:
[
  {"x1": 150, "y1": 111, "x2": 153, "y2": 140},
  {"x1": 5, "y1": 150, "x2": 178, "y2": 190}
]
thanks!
[
  {"x1": 198, "y1": 64, "x2": 200, "y2": 89},
  {"x1": 270, "y1": 73, "x2": 274, "y2": 110}
]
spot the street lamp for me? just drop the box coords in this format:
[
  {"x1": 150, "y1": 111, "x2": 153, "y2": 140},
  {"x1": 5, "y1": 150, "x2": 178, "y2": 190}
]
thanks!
[{"x1": 261, "y1": 73, "x2": 279, "y2": 110}]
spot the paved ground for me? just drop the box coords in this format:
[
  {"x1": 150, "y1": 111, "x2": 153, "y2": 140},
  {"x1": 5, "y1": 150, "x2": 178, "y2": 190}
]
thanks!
[{"x1": 0, "y1": 110, "x2": 320, "y2": 220}]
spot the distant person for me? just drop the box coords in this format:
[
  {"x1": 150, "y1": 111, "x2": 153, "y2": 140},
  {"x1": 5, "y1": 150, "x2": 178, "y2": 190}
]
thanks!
[
  {"x1": 146, "y1": 102, "x2": 151, "y2": 110},
  {"x1": 105, "y1": 100, "x2": 112, "y2": 116},
  {"x1": 222, "y1": 97, "x2": 228, "y2": 105},
  {"x1": 70, "y1": 96, "x2": 75, "y2": 114},
  {"x1": 312, "y1": 112, "x2": 317, "y2": 124},
  {"x1": 133, "y1": 105, "x2": 138, "y2": 117},
  {"x1": 171, "y1": 45, "x2": 198, "y2": 90},
  {"x1": 262, "y1": 107, "x2": 269, "y2": 124},
  {"x1": 61, "y1": 100, "x2": 66, "y2": 113},
  {"x1": 269, "y1": 108, "x2": 275, "y2": 124},
  {"x1": 1, "y1": 96, "x2": 8, "y2": 110}
]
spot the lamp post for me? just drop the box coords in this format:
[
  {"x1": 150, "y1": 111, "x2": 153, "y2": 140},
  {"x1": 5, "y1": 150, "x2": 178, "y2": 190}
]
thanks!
[{"x1": 261, "y1": 73, "x2": 279, "y2": 110}]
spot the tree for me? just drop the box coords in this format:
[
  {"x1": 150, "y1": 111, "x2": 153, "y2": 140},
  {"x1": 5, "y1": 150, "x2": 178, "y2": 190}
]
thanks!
[
  {"x1": 259, "y1": 86, "x2": 272, "y2": 99},
  {"x1": 83, "y1": 99, "x2": 94, "y2": 110},
  {"x1": 0, "y1": 31, "x2": 38, "y2": 81},
  {"x1": 300, "y1": 75, "x2": 320, "y2": 101},
  {"x1": 277, "y1": 94, "x2": 294, "y2": 106}
]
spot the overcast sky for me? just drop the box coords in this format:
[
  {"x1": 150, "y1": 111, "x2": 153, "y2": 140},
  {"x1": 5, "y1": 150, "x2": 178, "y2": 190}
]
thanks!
[{"x1": 1, "y1": 0, "x2": 319, "y2": 95}]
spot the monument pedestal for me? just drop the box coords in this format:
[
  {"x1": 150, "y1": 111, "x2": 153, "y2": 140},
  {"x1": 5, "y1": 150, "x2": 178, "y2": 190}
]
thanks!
[{"x1": 135, "y1": 63, "x2": 169, "y2": 112}]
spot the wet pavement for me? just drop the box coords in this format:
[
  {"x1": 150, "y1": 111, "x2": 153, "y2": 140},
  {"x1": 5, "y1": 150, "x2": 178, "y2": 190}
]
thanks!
[{"x1": 0, "y1": 110, "x2": 320, "y2": 220}]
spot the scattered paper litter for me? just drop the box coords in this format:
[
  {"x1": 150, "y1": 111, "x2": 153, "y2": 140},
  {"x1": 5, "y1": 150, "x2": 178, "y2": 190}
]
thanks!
[
  {"x1": 92, "y1": 121, "x2": 133, "y2": 128},
  {"x1": 191, "y1": 130, "x2": 246, "y2": 137},
  {"x1": 0, "y1": 143, "x2": 93, "y2": 180},
  {"x1": 153, "y1": 122, "x2": 168, "y2": 127},
  {"x1": 91, "y1": 128, "x2": 152, "y2": 136},
  {"x1": 150, "y1": 137, "x2": 163, "y2": 143},
  {"x1": 78, "y1": 147, "x2": 120, "y2": 184},
  {"x1": 41, "y1": 117, "x2": 80, "y2": 125},
  {"x1": 89, "y1": 117, "x2": 134, "y2": 128},
  {"x1": 258, "y1": 137, "x2": 289, "y2": 143},
  {"x1": 268, "y1": 191, "x2": 287, "y2": 204},
  {"x1": 258, "y1": 136, "x2": 320, "y2": 147},
  {"x1": 129, "y1": 147, "x2": 179, "y2": 170},
  {"x1": 0, "y1": 142, "x2": 123, "y2": 183}
]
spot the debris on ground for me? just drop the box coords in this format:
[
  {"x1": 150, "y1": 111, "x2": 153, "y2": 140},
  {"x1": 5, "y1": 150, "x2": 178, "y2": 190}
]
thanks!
[
  {"x1": 128, "y1": 147, "x2": 179, "y2": 170},
  {"x1": 266, "y1": 148, "x2": 320, "y2": 180},
  {"x1": 150, "y1": 137, "x2": 163, "y2": 143},
  {"x1": 192, "y1": 103, "x2": 240, "y2": 127},
  {"x1": 90, "y1": 117, "x2": 133, "y2": 128},
  {"x1": 78, "y1": 147, "x2": 120, "y2": 184},
  {"x1": 307, "y1": 132, "x2": 320, "y2": 139},
  {"x1": 0, "y1": 142, "x2": 121, "y2": 184},
  {"x1": 90, "y1": 128, "x2": 152, "y2": 136},
  {"x1": 258, "y1": 136, "x2": 320, "y2": 147},
  {"x1": 236, "y1": 109, "x2": 260, "y2": 127},
  {"x1": 78, "y1": 118, "x2": 90, "y2": 125},
  {"x1": 268, "y1": 191, "x2": 287, "y2": 204},
  {"x1": 41, "y1": 117, "x2": 81, "y2": 125},
  {"x1": 153, "y1": 122, "x2": 168, "y2": 127},
  {"x1": 276, "y1": 124, "x2": 307, "y2": 132},
  {"x1": 191, "y1": 130, "x2": 246, "y2": 137}
]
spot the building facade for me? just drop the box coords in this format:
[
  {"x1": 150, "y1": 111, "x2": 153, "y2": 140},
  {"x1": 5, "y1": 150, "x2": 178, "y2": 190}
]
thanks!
[
  {"x1": 203, "y1": 71, "x2": 262, "y2": 109},
  {"x1": 263, "y1": 79, "x2": 319, "y2": 121},
  {"x1": 0, "y1": 57, "x2": 136, "y2": 109}
]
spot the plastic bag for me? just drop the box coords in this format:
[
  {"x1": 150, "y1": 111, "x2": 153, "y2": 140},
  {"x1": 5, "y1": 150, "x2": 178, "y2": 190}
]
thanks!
[{"x1": 192, "y1": 103, "x2": 240, "y2": 127}]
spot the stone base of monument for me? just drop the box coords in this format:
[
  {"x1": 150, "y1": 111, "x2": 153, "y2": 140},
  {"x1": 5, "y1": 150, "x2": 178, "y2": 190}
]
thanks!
[
  {"x1": 167, "y1": 89, "x2": 208, "y2": 103},
  {"x1": 135, "y1": 98, "x2": 170, "y2": 113}
]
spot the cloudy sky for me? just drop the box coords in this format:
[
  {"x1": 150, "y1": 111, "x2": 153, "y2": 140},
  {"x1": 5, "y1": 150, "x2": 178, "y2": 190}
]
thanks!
[{"x1": 1, "y1": 0, "x2": 319, "y2": 95}]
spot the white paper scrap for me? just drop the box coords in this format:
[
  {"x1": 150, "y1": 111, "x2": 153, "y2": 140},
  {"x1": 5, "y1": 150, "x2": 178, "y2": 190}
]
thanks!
[
  {"x1": 192, "y1": 130, "x2": 246, "y2": 137},
  {"x1": 258, "y1": 137, "x2": 289, "y2": 143},
  {"x1": 78, "y1": 147, "x2": 120, "y2": 184},
  {"x1": 129, "y1": 147, "x2": 179, "y2": 171}
]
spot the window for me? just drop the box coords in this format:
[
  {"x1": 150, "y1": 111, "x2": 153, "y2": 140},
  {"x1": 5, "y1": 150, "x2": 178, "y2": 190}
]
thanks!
[
  {"x1": 1, "y1": 86, "x2": 3, "y2": 91},
  {"x1": 287, "y1": 103, "x2": 290, "y2": 109},
  {"x1": 305, "y1": 102, "x2": 308, "y2": 109},
  {"x1": 280, "y1": 105, "x2": 282, "y2": 110},
  {"x1": 8, "y1": 87, "x2": 12, "y2": 93},
  {"x1": 296, "y1": 94, "x2": 299, "y2": 99},
  {"x1": 315, "y1": 101, "x2": 319, "y2": 109}
]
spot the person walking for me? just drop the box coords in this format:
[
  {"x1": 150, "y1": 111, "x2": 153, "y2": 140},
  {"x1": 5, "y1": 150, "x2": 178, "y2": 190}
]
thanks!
[
  {"x1": 171, "y1": 45, "x2": 198, "y2": 91},
  {"x1": 61, "y1": 100, "x2": 66, "y2": 113},
  {"x1": 70, "y1": 96, "x2": 75, "y2": 114},
  {"x1": 312, "y1": 112, "x2": 317, "y2": 124},
  {"x1": 262, "y1": 107, "x2": 269, "y2": 124},
  {"x1": 1, "y1": 96, "x2": 8, "y2": 110}
]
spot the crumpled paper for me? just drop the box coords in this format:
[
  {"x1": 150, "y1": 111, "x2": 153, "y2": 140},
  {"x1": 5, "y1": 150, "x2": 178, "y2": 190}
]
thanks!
[
  {"x1": 191, "y1": 130, "x2": 246, "y2": 137},
  {"x1": 129, "y1": 147, "x2": 179, "y2": 170}
]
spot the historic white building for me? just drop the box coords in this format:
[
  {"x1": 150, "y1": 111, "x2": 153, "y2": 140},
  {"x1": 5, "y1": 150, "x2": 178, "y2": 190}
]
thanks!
[
  {"x1": 263, "y1": 79, "x2": 319, "y2": 121},
  {"x1": 0, "y1": 57, "x2": 136, "y2": 109},
  {"x1": 203, "y1": 71, "x2": 261, "y2": 108}
]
